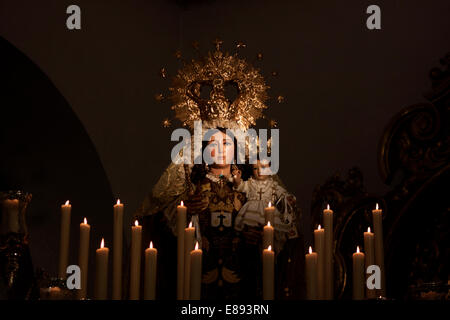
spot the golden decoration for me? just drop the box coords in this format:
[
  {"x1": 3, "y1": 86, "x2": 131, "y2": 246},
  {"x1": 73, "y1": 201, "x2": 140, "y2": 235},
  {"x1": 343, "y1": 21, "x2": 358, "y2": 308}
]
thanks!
[
  {"x1": 256, "y1": 52, "x2": 263, "y2": 60},
  {"x1": 162, "y1": 119, "x2": 171, "y2": 128},
  {"x1": 169, "y1": 48, "x2": 270, "y2": 130},
  {"x1": 236, "y1": 41, "x2": 246, "y2": 49},
  {"x1": 269, "y1": 119, "x2": 278, "y2": 128},
  {"x1": 213, "y1": 38, "x2": 223, "y2": 51},
  {"x1": 277, "y1": 95, "x2": 285, "y2": 104},
  {"x1": 174, "y1": 50, "x2": 182, "y2": 59},
  {"x1": 271, "y1": 71, "x2": 278, "y2": 77},
  {"x1": 155, "y1": 93, "x2": 164, "y2": 102},
  {"x1": 160, "y1": 67, "x2": 167, "y2": 79}
]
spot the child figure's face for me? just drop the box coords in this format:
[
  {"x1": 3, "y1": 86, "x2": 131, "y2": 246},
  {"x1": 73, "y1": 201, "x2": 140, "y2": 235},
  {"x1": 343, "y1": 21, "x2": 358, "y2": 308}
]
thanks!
[{"x1": 252, "y1": 160, "x2": 271, "y2": 180}]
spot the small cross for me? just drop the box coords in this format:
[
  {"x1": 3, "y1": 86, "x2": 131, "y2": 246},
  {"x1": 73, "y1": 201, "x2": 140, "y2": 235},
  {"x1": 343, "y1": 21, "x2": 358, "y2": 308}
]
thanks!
[
  {"x1": 218, "y1": 211, "x2": 226, "y2": 226},
  {"x1": 213, "y1": 38, "x2": 223, "y2": 51},
  {"x1": 257, "y1": 188, "x2": 264, "y2": 200}
]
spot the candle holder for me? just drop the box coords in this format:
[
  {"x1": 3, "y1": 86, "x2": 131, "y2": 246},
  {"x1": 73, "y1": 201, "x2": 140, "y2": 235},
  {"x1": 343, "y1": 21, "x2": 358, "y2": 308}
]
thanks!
[
  {"x1": 0, "y1": 190, "x2": 37, "y2": 299},
  {"x1": 39, "y1": 277, "x2": 76, "y2": 300}
]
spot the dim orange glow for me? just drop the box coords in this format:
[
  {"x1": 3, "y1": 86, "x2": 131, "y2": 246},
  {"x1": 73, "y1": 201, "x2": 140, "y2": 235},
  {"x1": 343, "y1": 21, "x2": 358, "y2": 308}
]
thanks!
[{"x1": 100, "y1": 238, "x2": 104, "y2": 248}]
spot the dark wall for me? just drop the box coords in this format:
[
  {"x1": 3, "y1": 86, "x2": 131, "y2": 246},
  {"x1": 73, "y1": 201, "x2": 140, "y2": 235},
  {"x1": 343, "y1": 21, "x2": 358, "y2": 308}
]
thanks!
[{"x1": 0, "y1": 0, "x2": 449, "y2": 271}]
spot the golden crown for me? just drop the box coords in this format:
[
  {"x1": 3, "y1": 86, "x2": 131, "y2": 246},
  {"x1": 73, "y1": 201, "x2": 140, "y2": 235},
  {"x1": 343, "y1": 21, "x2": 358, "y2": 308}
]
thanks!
[{"x1": 160, "y1": 40, "x2": 275, "y2": 131}]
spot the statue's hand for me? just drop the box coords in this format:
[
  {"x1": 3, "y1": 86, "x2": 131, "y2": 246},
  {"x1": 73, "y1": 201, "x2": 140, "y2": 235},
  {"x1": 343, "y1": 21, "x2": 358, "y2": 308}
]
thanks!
[{"x1": 232, "y1": 168, "x2": 242, "y2": 186}]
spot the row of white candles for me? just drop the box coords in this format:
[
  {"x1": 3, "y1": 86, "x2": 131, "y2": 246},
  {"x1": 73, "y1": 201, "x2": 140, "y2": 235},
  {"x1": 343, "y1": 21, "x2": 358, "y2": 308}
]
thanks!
[
  {"x1": 176, "y1": 201, "x2": 277, "y2": 300},
  {"x1": 305, "y1": 204, "x2": 385, "y2": 300},
  {"x1": 58, "y1": 200, "x2": 160, "y2": 300}
]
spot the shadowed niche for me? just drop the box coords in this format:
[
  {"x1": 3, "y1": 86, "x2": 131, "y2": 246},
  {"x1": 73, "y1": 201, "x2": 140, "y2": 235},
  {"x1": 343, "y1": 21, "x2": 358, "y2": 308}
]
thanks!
[{"x1": 0, "y1": 37, "x2": 114, "y2": 295}]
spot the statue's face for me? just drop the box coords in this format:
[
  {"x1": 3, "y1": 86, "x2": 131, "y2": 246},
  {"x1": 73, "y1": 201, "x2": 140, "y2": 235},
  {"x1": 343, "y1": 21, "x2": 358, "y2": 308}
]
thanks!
[
  {"x1": 206, "y1": 131, "x2": 235, "y2": 167},
  {"x1": 252, "y1": 160, "x2": 271, "y2": 180}
]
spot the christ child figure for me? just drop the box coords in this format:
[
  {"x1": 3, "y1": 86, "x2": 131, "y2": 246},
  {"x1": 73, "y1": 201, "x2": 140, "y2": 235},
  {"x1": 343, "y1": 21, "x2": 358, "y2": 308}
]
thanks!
[{"x1": 232, "y1": 160, "x2": 297, "y2": 251}]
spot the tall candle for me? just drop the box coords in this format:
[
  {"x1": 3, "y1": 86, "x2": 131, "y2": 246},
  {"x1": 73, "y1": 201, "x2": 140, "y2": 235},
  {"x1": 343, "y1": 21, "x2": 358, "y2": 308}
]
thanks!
[
  {"x1": 263, "y1": 245, "x2": 275, "y2": 300},
  {"x1": 183, "y1": 221, "x2": 195, "y2": 299},
  {"x1": 364, "y1": 227, "x2": 376, "y2": 299},
  {"x1": 176, "y1": 201, "x2": 187, "y2": 300},
  {"x1": 112, "y1": 199, "x2": 124, "y2": 300},
  {"x1": 130, "y1": 220, "x2": 142, "y2": 300},
  {"x1": 94, "y1": 238, "x2": 109, "y2": 300},
  {"x1": 323, "y1": 204, "x2": 334, "y2": 299},
  {"x1": 264, "y1": 202, "x2": 275, "y2": 226},
  {"x1": 58, "y1": 200, "x2": 71, "y2": 279},
  {"x1": 77, "y1": 218, "x2": 90, "y2": 300},
  {"x1": 352, "y1": 246, "x2": 365, "y2": 300},
  {"x1": 305, "y1": 246, "x2": 318, "y2": 300},
  {"x1": 372, "y1": 203, "x2": 385, "y2": 296},
  {"x1": 190, "y1": 241, "x2": 202, "y2": 300},
  {"x1": 263, "y1": 221, "x2": 274, "y2": 250},
  {"x1": 314, "y1": 225, "x2": 325, "y2": 299},
  {"x1": 144, "y1": 241, "x2": 157, "y2": 300},
  {"x1": 2, "y1": 199, "x2": 20, "y2": 233}
]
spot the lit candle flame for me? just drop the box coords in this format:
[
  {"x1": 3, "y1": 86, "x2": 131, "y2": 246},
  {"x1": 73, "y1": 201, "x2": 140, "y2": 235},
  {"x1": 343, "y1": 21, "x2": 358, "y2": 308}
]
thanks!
[
  {"x1": 65, "y1": 200, "x2": 70, "y2": 206},
  {"x1": 327, "y1": 204, "x2": 330, "y2": 210},
  {"x1": 267, "y1": 221, "x2": 271, "y2": 227},
  {"x1": 375, "y1": 203, "x2": 379, "y2": 210},
  {"x1": 318, "y1": 224, "x2": 321, "y2": 230},
  {"x1": 180, "y1": 200, "x2": 184, "y2": 206},
  {"x1": 195, "y1": 241, "x2": 199, "y2": 250},
  {"x1": 189, "y1": 221, "x2": 193, "y2": 228},
  {"x1": 134, "y1": 220, "x2": 139, "y2": 227},
  {"x1": 367, "y1": 227, "x2": 371, "y2": 233},
  {"x1": 83, "y1": 217, "x2": 87, "y2": 224},
  {"x1": 268, "y1": 245, "x2": 272, "y2": 251},
  {"x1": 150, "y1": 241, "x2": 153, "y2": 249},
  {"x1": 268, "y1": 201, "x2": 272, "y2": 208},
  {"x1": 100, "y1": 238, "x2": 104, "y2": 248},
  {"x1": 356, "y1": 246, "x2": 360, "y2": 253},
  {"x1": 309, "y1": 246, "x2": 312, "y2": 254},
  {"x1": 117, "y1": 199, "x2": 121, "y2": 205}
]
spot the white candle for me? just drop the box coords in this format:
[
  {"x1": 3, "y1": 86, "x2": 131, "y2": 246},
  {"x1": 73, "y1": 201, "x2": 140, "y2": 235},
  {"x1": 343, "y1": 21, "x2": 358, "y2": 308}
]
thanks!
[
  {"x1": 94, "y1": 238, "x2": 109, "y2": 300},
  {"x1": 305, "y1": 246, "x2": 318, "y2": 300},
  {"x1": 352, "y1": 246, "x2": 365, "y2": 300},
  {"x1": 176, "y1": 201, "x2": 187, "y2": 300},
  {"x1": 184, "y1": 221, "x2": 195, "y2": 299},
  {"x1": 144, "y1": 241, "x2": 157, "y2": 300},
  {"x1": 77, "y1": 218, "x2": 90, "y2": 300},
  {"x1": 190, "y1": 241, "x2": 202, "y2": 300},
  {"x1": 129, "y1": 220, "x2": 142, "y2": 300},
  {"x1": 263, "y1": 245, "x2": 275, "y2": 300},
  {"x1": 314, "y1": 225, "x2": 325, "y2": 299},
  {"x1": 323, "y1": 204, "x2": 334, "y2": 299},
  {"x1": 58, "y1": 200, "x2": 71, "y2": 279},
  {"x1": 372, "y1": 203, "x2": 385, "y2": 296},
  {"x1": 364, "y1": 227, "x2": 376, "y2": 299},
  {"x1": 112, "y1": 199, "x2": 124, "y2": 300},
  {"x1": 263, "y1": 221, "x2": 274, "y2": 250},
  {"x1": 264, "y1": 202, "x2": 275, "y2": 226}
]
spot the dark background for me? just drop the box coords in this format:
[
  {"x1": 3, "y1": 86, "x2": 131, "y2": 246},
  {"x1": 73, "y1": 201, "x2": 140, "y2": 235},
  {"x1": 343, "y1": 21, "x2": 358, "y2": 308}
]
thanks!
[{"x1": 0, "y1": 0, "x2": 449, "y2": 279}]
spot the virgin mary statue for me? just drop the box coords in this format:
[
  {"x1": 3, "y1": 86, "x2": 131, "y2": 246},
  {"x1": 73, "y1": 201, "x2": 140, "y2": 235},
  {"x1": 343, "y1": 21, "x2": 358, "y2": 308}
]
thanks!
[{"x1": 134, "y1": 45, "x2": 305, "y2": 300}]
